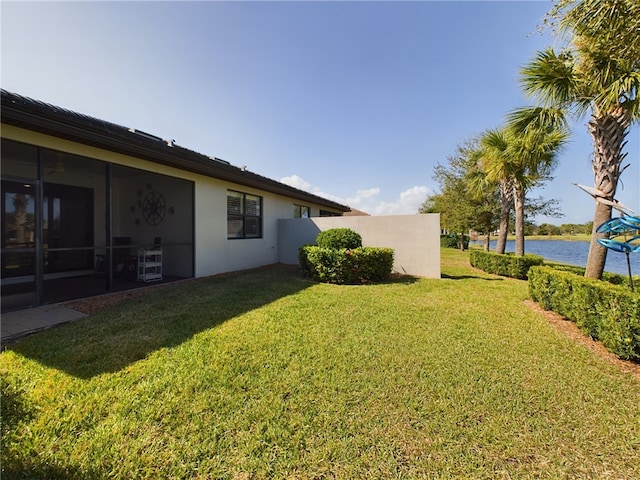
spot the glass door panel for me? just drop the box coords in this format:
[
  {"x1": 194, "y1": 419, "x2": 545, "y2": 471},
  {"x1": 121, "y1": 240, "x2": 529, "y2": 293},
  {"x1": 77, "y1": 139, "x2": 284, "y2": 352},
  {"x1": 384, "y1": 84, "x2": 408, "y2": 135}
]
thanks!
[
  {"x1": 43, "y1": 182, "x2": 94, "y2": 273},
  {"x1": 41, "y1": 149, "x2": 107, "y2": 304},
  {"x1": 1, "y1": 180, "x2": 37, "y2": 311}
]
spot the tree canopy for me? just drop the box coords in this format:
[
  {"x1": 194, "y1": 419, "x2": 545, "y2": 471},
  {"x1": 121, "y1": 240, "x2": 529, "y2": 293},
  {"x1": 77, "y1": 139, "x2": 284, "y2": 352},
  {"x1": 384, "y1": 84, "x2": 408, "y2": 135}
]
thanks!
[{"x1": 420, "y1": 137, "x2": 501, "y2": 250}]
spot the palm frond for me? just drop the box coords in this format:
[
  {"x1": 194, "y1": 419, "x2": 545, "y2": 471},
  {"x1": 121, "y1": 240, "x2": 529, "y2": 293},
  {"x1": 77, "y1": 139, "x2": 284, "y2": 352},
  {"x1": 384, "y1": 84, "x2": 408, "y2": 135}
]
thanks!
[
  {"x1": 520, "y1": 47, "x2": 578, "y2": 107},
  {"x1": 559, "y1": 0, "x2": 640, "y2": 65},
  {"x1": 593, "y1": 71, "x2": 640, "y2": 124},
  {"x1": 481, "y1": 128, "x2": 509, "y2": 153},
  {"x1": 507, "y1": 106, "x2": 570, "y2": 136}
]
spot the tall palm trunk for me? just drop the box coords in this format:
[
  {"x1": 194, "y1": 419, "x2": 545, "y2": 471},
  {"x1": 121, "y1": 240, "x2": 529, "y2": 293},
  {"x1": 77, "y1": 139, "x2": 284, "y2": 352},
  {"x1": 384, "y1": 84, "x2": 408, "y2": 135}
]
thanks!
[
  {"x1": 586, "y1": 201, "x2": 612, "y2": 278},
  {"x1": 513, "y1": 182, "x2": 526, "y2": 256},
  {"x1": 584, "y1": 107, "x2": 630, "y2": 278},
  {"x1": 484, "y1": 232, "x2": 490, "y2": 252},
  {"x1": 495, "y1": 179, "x2": 512, "y2": 254}
]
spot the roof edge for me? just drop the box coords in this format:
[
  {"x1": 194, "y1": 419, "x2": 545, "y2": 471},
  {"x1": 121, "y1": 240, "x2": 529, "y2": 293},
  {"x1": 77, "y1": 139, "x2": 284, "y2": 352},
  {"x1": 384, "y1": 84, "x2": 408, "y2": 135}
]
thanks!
[{"x1": 1, "y1": 89, "x2": 349, "y2": 212}]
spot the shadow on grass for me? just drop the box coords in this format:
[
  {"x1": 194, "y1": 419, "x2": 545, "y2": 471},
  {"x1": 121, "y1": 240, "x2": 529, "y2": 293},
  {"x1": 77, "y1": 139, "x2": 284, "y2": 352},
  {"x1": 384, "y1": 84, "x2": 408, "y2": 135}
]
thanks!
[
  {"x1": 441, "y1": 273, "x2": 504, "y2": 281},
  {"x1": 363, "y1": 274, "x2": 420, "y2": 286},
  {"x1": 5, "y1": 265, "x2": 311, "y2": 379},
  {"x1": 386, "y1": 274, "x2": 420, "y2": 285},
  {"x1": 1, "y1": 461, "x2": 95, "y2": 480}
]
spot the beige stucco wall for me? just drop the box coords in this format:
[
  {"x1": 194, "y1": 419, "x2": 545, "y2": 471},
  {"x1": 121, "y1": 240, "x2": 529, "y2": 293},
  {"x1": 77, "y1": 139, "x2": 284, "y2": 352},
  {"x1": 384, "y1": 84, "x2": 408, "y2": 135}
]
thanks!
[
  {"x1": 278, "y1": 214, "x2": 441, "y2": 278},
  {"x1": 192, "y1": 174, "x2": 341, "y2": 277}
]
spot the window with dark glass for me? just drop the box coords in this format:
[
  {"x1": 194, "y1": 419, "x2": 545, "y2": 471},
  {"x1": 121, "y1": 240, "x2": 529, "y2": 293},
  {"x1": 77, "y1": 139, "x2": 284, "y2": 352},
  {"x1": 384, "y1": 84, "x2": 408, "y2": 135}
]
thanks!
[
  {"x1": 227, "y1": 190, "x2": 262, "y2": 239},
  {"x1": 293, "y1": 204, "x2": 310, "y2": 218},
  {"x1": 320, "y1": 210, "x2": 341, "y2": 217}
]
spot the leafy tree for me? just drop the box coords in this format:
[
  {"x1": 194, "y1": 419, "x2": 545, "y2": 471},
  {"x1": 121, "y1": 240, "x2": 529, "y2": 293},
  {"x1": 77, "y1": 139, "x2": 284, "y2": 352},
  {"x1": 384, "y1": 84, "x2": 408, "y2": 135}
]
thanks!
[
  {"x1": 560, "y1": 223, "x2": 583, "y2": 235},
  {"x1": 525, "y1": 195, "x2": 563, "y2": 222},
  {"x1": 584, "y1": 221, "x2": 594, "y2": 234},
  {"x1": 524, "y1": 222, "x2": 537, "y2": 236},
  {"x1": 538, "y1": 223, "x2": 563, "y2": 235},
  {"x1": 521, "y1": 0, "x2": 640, "y2": 278},
  {"x1": 420, "y1": 137, "x2": 500, "y2": 251}
]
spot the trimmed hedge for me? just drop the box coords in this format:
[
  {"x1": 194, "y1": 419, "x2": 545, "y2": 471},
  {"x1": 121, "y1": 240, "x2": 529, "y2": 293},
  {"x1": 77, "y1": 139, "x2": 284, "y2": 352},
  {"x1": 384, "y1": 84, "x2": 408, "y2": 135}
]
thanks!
[
  {"x1": 538, "y1": 263, "x2": 631, "y2": 287},
  {"x1": 528, "y1": 266, "x2": 640, "y2": 360},
  {"x1": 469, "y1": 250, "x2": 544, "y2": 280},
  {"x1": 316, "y1": 228, "x2": 362, "y2": 250},
  {"x1": 299, "y1": 246, "x2": 394, "y2": 284}
]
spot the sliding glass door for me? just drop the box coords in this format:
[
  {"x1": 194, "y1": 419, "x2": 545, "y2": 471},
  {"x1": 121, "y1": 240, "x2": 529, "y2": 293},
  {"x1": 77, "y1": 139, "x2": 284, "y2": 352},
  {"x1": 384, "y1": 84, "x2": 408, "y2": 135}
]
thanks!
[
  {"x1": 1, "y1": 180, "x2": 38, "y2": 310},
  {"x1": 43, "y1": 182, "x2": 94, "y2": 274}
]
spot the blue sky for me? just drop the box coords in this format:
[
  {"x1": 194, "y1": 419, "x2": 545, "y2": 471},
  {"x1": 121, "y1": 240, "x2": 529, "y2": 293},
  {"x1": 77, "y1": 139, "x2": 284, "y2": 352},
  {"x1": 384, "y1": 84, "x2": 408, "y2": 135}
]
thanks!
[{"x1": 2, "y1": 1, "x2": 638, "y2": 222}]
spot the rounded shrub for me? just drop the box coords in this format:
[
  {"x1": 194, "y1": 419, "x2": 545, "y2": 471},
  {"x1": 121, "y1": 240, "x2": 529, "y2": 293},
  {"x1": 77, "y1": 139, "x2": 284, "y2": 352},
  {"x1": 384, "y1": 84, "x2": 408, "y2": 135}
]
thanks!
[
  {"x1": 316, "y1": 228, "x2": 362, "y2": 250},
  {"x1": 298, "y1": 245, "x2": 394, "y2": 285}
]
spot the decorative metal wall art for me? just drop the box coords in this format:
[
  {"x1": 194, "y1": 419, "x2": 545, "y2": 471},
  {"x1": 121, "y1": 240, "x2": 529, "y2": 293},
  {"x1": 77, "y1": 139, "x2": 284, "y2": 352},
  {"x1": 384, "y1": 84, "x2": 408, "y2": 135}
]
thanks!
[{"x1": 130, "y1": 182, "x2": 175, "y2": 226}]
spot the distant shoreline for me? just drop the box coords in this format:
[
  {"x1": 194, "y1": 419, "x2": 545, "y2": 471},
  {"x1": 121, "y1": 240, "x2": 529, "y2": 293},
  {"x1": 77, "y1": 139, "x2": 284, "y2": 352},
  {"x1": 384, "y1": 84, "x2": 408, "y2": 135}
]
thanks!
[
  {"x1": 471, "y1": 234, "x2": 592, "y2": 243},
  {"x1": 522, "y1": 234, "x2": 591, "y2": 242}
]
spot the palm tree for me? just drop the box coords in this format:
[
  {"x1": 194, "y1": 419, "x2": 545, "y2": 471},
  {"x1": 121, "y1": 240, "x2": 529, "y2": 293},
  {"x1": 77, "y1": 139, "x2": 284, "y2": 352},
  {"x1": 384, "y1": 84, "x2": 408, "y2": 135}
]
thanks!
[
  {"x1": 475, "y1": 129, "x2": 513, "y2": 255},
  {"x1": 479, "y1": 116, "x2": 568, "y2": 256},
  {"x1": 509, "y1": 116, "x2": 569, "y2": 256},
  {"x1": 519, "y1": 0, "x2": 640, "y2": 278}
]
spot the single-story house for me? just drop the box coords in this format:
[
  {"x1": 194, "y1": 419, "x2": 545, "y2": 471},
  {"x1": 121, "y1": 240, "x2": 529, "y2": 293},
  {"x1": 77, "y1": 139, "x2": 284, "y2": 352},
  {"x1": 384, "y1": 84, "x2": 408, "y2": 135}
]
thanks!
[
  {"x1": 1, "y1": 90, "x2": 441, "y2": 317},
  {"x1": 1, "y1": 90, "x2": 350, "y2": 312}
]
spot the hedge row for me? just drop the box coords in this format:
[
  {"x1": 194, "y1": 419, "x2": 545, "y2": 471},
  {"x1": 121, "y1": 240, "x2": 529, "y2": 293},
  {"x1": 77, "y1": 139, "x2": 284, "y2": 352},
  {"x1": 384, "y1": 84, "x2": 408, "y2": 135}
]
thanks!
[
  {"x1": 528, "y1": 266, "x2": 640, "y2": 360},
  {"x1": 469, "y1": 250, "x2": 544, "y2": 280},
  {"x1": 537, "y1": 263, "x2": 633, "y2": 287},
  {"x1": 299, "y1": 246, "x2": 394, "y2": 285}
]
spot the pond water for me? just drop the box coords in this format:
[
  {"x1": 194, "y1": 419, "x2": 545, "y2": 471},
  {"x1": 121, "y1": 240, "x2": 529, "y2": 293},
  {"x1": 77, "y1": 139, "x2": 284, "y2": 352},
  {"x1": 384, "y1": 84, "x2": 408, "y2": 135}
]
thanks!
[{"x1": 481, "y1": 239, "x2": 640, "y2": 276}]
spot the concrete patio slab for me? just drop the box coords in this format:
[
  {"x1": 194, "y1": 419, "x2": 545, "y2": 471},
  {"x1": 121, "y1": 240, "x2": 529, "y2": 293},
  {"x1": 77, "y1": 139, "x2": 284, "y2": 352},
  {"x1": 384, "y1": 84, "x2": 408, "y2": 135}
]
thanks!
[{"x1": 1, "y1": 304, "x2": 88, "y2": 344}]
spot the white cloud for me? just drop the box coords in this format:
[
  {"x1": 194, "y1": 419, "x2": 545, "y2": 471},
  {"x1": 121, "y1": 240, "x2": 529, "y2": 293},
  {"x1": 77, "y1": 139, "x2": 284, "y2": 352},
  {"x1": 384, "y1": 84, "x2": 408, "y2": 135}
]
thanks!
[
  {"x1": 280, "y1": 174, "x2": 312, "y2": 191},
  {"x1": 371, "y1": 186, "x2": 432, "y2": 215},
  {"x1": 354, "y1": 188, "x2": 381, "y2": 200},
  {"x1": 280, "y1": 174, "x2": 431, "y2": 216}
]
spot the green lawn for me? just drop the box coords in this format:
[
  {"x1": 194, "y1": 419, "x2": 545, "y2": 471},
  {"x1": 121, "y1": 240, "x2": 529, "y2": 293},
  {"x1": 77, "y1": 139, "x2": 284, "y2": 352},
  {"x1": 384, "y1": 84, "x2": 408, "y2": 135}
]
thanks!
[{"x1": 2, "y1": 250, "x2": 639, "y2": 479}]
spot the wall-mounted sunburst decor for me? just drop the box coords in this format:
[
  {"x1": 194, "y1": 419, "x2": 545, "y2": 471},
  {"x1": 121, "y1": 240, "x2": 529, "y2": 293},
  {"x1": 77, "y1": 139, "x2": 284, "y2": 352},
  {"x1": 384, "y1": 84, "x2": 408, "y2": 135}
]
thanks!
[{"x1": 130, "y1": 182, "x2": 175, "y2": 226}]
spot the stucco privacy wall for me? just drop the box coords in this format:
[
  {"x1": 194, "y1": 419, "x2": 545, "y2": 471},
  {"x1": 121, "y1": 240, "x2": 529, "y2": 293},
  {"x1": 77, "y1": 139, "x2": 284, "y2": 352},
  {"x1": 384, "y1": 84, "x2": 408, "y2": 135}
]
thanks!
[{"x1": 278, "y1": 214, "x2": 441, "y2": 278}]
